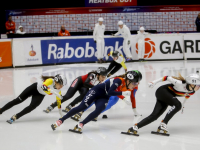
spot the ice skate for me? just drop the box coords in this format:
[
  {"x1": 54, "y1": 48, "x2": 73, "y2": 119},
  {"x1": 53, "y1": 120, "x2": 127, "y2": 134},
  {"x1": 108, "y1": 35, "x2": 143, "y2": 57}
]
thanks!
[
  {"x1": 69, "y1": 123, "x2": 83, "y2": 134},
  {"x1": 62, "y1": 105, "x2": 72, "y2": 113},
  {"x1": 92, "y1": 116, "x2": 98, "y2": 122},
  {"x1": 43, "y1": 106, "x2": 53, "y2": 113},
  {"x1": 121, "y1": 124, "x2": 139, "y2": 136},
  {"x1": 151, "y1": 122, "x2": 170, "y2": 136},
  {"x1": 71, "y1": 112, "x2": 83, "y2": 122},
  {"x1": 7, "y1": 115, "x2": 17, "y2": 124},
  {"x1": 51, "y1": 120, "x2": 62, "y2": 131}
]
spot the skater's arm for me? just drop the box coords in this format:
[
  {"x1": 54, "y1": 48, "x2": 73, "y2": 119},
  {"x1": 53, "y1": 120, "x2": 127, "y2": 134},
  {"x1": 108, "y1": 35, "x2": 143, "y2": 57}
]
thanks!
[
  {"x1": 42, "y1": 79, "x2": 54, "y2": 95},
  {"x1": 107, "y1": 78, "x2": 122, "y2": 96},
  {"x1": 120, "y1": 59, "x2": 127, "y2": 71},
  {"x1": 130, "y1": 88, "x2": 137, "y2": 108},
  {"x1": 56, "y1": 91, "x2": 62, "y2": 109},
  {"x1": 83, "y1": 74, "x2": 95, "y2": 88}
]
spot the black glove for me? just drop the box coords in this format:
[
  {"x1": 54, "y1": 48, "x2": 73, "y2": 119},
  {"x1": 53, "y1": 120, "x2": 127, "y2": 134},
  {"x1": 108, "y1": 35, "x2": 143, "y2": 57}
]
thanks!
[
  {"x1": 128, "y1": 40, "x2": 130, "y2": 45},
  {"x1": 94, "y1": 40, "x2": 96, "y2": 43},
  {"x1": 41, "y1": 85, "x2": 48, "y2": 91}
]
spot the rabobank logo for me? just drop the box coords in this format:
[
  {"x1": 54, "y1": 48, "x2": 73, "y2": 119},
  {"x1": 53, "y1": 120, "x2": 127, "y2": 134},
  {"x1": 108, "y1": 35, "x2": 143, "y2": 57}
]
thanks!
[
  {"x1": 136, "y1": 38, "x2": 156, "y2": 58},
  {"x1": 41, "y1": 38, "x2": 124, "y2": 64}
]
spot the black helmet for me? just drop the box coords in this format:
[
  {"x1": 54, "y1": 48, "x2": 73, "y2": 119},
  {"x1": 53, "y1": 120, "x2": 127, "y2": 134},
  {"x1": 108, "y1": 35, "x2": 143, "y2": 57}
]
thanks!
[
  {"x1": 96, "y1": 67, "x2": 107, "y2": 76},
  {"x1": 112, "y1": 51, "x2": 120, "y2": 57},
  {"x1": 126, "y1": 70, "x2": 142, "y2": 83},
  {"x1": 54, "y1": 74, "x2": 67, "y2": 86}
]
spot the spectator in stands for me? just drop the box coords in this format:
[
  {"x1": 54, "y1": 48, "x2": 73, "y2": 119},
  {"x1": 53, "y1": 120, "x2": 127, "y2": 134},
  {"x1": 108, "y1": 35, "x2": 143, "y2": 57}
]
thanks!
[
  {"x1": 5, "y1": 15, "x2": 15, "y2": 34},
  {"x1": 58, "y1": 25, "x2": 71, "y2": 36},
  {"x1": 16, "y1": 26, "x2": 26, "y2": 34},
  {"x1": 195, "y1": 13, "x2": 200, "y2": 32}
]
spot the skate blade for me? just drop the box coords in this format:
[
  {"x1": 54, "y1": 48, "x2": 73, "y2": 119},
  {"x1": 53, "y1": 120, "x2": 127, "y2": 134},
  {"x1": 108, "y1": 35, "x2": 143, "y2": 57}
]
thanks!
[
  {"x1": 69, "y1": 129, "x2": 82, "y2": 134},
  {"x1": 43, "y1": 110, "x2": 49, "y2": 113},
  {"x1": 71, "y1": 116, "x2": 79, "y2": 122},
  {"x1": 151, "y1": 131, "x2": 170, "y2": 136},
  {"x1": 121, "y1": 132, "x2": 139, "y2": 136},
  {"x1": 62, "y1": 109, "x2": 68, "y2": 113},
  {"x1": 92, "y1": 119, "x2": 97, "y2": 122},
  {"x1": 7, "y1": 120, "x2": 13, "y2": 124},
  {"x1": 51, "y1": 124, "x2": 56, "y2": 131}
]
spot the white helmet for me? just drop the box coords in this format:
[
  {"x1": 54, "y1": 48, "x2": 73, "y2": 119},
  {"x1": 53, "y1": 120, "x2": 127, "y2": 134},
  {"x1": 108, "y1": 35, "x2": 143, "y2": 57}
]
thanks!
[
  {"x1": 185, "y1": 73, "x2": 200, "y2": 85},
  {"x1": 98, "y1": 17, "x2": 104, "y2": 22},
  {"x1": 54, "y1": 74, "x2": 67, "y2": 86},
  {"x1": 118, "y1": 21, "x2": 123, "y2": 25},
  {"x1": 139, "y1": 27, "x2": 145, "y2": 31}
]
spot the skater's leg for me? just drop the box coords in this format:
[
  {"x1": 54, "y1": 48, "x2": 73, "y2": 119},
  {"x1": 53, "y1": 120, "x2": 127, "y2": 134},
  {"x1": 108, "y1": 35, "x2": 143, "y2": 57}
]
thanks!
[
  {"x1": 137, "y1": 100, "x2": 168, "y2": 128},
  {"x1": 101, "y1": 96, "x2": 119, "y2": 113},
  {"x1": 80, "y1": 97, "x2": 109, "y2": 125},
  {"x1": 50, "y1": 77, "x2": 82, "y2": 108},
  {"x1": 0, "y1": 83, "x2": 37, "y2": 114},
  {"x1": 109, "y1": 63, "x2": 122, "y2": 75},
  {"x1": 16, "y1": 94, "x2": 45, "y2": 119},
  {"x1": 162, "y1": 97, "x2": 182, "y2": 124},
  {"x1": 155, "y1": 85, "x2": 182, "y2": 124},
  {"x1": 107, "y1": 61, "x2": 117, "y2": 75},
  {"x1": 59, "y1": 89, "x2": 98, "y2": 123},
  {"x1": 69, "y1": 87, "x2": 89, "y2": 107}
]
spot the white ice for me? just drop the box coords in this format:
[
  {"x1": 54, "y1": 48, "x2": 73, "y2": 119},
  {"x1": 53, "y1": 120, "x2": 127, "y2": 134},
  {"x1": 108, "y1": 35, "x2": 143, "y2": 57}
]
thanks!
[{"x1": 0, "y1": 60, "x2": 200, "y2": 150}]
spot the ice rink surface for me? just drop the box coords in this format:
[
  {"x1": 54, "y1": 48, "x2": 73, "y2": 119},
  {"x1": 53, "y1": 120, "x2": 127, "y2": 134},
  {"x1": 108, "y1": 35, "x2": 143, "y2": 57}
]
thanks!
[{"x1": 0, "y1": 60, "x2": 200, "y2": 150}]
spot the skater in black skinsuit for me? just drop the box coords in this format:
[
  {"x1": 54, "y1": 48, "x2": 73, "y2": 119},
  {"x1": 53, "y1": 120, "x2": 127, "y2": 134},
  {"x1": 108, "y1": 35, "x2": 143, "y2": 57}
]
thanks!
[
  {"x1": 44, "y1": 67, "x2": 107, "y2": 113},
  {"x1": 125, "y1": 72, "x2": 200, "y2": 136}
]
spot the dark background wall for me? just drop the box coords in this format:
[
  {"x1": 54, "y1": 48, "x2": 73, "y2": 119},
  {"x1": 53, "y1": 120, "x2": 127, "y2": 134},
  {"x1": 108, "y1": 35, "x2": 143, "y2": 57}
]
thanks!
[{"x1": 1, "y1": 0, "x2": 199, "y2": 34}]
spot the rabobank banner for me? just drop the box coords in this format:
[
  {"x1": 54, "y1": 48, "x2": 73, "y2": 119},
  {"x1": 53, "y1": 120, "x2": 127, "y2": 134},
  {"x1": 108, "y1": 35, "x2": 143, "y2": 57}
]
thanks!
[
  {"x1": 41, "y1": 38, "x2": 124, "y2": 64},
  {"x1": 85, "y1": 0, "x2": 137, "y2": 7}
]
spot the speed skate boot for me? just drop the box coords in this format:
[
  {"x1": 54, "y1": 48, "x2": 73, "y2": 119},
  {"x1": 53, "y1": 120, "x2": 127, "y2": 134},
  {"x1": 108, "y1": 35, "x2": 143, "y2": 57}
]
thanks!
[
  {"x1": 151, "y1": 121, "x2": 170, "y2": 136},
  {"x1": 92, "y1": 116, "x2": 98, "y2": 122},
  {"x1": 62, "y1": 105, "x2": 72, "y2": 113},
  {"x1": 43, "y1": 106, "x2": 53, "y2": 113},
  {"x1": 121, "y1": 124, "x2": 139, "y2": 136},
  {"x1": 51, "y1": 120, "x2": 62, "y2": 131},
  {"x1": 69, "y1": 122, "x2": 83, "y2": 134},
  {"x1": 71, "y1": 111, "x2": 83, "y2": 122},
  {"x1": 7, "y1": 115, "x2": 17, "y2": 124}
]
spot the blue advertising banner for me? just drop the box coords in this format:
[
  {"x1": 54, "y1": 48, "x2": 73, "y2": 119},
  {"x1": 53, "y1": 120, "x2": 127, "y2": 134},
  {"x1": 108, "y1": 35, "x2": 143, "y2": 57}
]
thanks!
[{"x1": 41, "y1": 37, "x2": 124, "y2": 64}]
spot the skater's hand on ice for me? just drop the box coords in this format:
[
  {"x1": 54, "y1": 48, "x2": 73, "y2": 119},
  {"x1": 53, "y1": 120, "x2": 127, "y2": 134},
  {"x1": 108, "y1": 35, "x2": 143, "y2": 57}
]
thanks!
[
  {"x1": 122, "y1": 91, "x2": 131, "y2": 96},
  {"x1": 128, "y1": 40, "x2": 130, "y2": 45},
  {"x1": 123, "y1": 97, "x2": 131, "y2": 105},
  {"x1": 111, "y1": 33, "x2": 115, "y2": 36},
  {"x1": 94, "y1": 40, "x2": 97, "y2": 43},
  {"x1": 125, "y1": 69, "x2": 127, "y2": 73},
  {"x1": 148, "y1": 82, "x2": 155, "y2": 88}
]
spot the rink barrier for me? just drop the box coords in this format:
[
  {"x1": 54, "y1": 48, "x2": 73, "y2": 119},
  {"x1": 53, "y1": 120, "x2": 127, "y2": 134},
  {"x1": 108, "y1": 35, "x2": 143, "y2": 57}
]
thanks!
[{"x1": 1, "y1": 33, "x2": 200, "y2": 68}]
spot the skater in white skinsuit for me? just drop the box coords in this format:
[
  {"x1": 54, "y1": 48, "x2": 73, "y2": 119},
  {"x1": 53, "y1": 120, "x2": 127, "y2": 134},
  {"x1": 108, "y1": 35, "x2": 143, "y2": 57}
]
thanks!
[
  {"x1": 93, "y1": 17, "x2": 105, "y2": 63},
  {"x1": 112, "y1": 21, "x2": 132, "y2": 61},
  {"x1": 136, "y1": 27, "x2": 150, "y2": 62}
]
